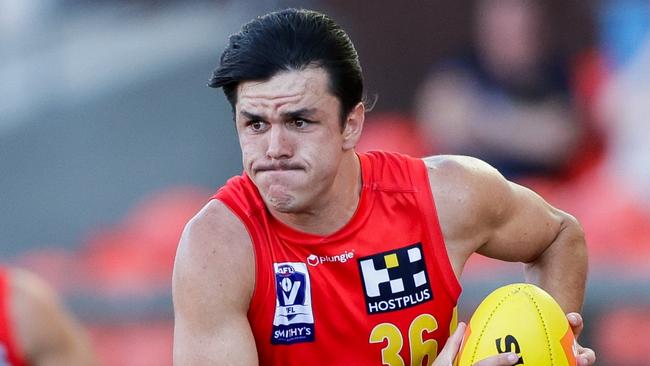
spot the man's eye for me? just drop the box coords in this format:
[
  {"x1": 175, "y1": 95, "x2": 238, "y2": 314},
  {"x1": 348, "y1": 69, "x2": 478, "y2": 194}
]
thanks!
[
  {"x1": 249, "y1": 121, "x2": 265, "y2": 131},
  {"x1": 291, "y1": 119, "x2": 309, "y2": 128}
]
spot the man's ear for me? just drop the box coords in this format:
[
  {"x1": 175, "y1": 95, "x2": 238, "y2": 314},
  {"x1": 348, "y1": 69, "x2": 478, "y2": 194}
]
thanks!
[{"x1": 342, "y1": 102, "x2": 365, "y2": 150}]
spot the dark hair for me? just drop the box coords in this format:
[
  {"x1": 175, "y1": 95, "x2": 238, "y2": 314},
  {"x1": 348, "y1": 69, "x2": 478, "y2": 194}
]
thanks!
[{"x1": 208, "y1": 8, "x2": 364, "y2": 124}]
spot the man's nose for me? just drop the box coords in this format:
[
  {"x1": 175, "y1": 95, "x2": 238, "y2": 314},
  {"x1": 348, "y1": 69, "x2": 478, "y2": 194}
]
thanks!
[{"x1": 266, "y1": 125, "x2": 293, "y2": 159}]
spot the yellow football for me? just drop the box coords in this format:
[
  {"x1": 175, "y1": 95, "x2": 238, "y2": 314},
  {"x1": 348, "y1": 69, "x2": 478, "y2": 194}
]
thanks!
[{"x1": 455, "y1": 283, "x2": 576, "y2": 366}]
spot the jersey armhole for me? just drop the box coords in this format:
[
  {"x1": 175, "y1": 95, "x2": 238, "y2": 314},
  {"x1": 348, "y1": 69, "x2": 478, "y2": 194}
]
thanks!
[
  {"x1": 211, "y1": 196, "x2": 266, "y2": 322},
  {"x1": 409, "y1": 159, "x2": 463, "y2": 302}
]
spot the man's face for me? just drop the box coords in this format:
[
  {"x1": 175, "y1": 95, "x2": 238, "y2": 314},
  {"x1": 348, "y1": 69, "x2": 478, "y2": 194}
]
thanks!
[
  {"x1": 476, "y1": 0, "x2": 542, "y2": 72},
  {"x1": 235, "y1": 68, "x2": 350, "y2": 214}
]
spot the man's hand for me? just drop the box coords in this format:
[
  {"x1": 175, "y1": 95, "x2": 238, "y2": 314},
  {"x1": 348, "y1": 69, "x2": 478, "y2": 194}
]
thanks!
[
  {"x1": 567, "y1": 313, "x2": 596, "y2": 366},
  {"x1": 433, "y1": 322, "x2": 520, "y2": 366},
  {"x1": 436, "y1": 315, "x2": 596, "y2": 366}
]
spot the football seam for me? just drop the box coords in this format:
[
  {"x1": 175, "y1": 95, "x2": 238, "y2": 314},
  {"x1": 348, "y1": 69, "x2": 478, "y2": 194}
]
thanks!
[
  {"x1": 522, "y1": 286, "x2": 555, "y2": 365},
  {"x1": 469, "y1": 284, "x2": 521, "y2": 364}
]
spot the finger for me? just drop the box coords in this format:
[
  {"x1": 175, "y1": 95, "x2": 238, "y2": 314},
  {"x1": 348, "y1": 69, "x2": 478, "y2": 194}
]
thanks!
[
  {"x1": 446, "y1": 322, "x2": 467, "y2": 354},
  {"x1": 473, "y1": 352, "x2": 520, "y2": 366},
  {"x1": 437, "y1": 322, "x2": 466, "y2": 363},
  {"x1": 566, "y1": 312, "x2": 583, "y2": 339},
  {"x1": 576, "y1": 347, "x2": 596, "y2": 366}
]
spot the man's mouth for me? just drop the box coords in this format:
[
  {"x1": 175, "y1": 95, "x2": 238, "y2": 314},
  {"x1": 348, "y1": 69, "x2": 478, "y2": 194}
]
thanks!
[{"x1": 254, "y1": 162, "x2": 304, "y2": 173}]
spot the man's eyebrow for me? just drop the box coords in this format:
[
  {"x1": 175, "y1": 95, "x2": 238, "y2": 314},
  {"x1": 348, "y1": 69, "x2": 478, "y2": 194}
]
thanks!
[
  {"x1": 239, "y1": 110, "x2": 266, "y2": 121},
  {"x1": 280, "y1": 108, "x2": 318, "y2": 119},
  {"x1": 239, "y1": 108, "x2": 318, "y2": 121}
]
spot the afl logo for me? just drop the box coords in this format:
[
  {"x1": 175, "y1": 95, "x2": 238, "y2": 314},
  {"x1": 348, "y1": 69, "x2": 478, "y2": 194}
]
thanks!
[{"x1": 277, "y1": 264, "x2": 295, "y2": 277}]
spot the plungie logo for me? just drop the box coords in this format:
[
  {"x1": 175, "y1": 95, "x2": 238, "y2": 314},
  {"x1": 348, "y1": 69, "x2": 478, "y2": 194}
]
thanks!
[
  {"x1": 307, "y1": 250, "x2": 355, "y2": 266},
  {"x1": 357, "y1": 243, "x2": 432, "y2": 314}
]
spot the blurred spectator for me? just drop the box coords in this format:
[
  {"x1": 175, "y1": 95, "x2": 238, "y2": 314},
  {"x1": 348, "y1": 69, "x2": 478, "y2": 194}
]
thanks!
[
  {"x1": 597, "y1": 0, "x2": 650, "y2": 209},
  {"x1": 0, "y1": 266, "x2": 98, "y2": 366},
  {"x1": 519, "y1": 0, "x2": 650, "y2": 268},
  {"x1": 598, "y1": 0, "x2": 650, "y2": 70},
  {"x1": 11, "y1": 186, "x2": 209, "y2": 366},
  {"x1": 414, "y1": 0, "x2": 583, "y2": 180}
]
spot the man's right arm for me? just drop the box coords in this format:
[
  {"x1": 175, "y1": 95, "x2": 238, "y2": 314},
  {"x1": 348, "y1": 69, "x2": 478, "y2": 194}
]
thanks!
[{"x1": 172, "y1": 200, "x2": 257, "y2": 365}]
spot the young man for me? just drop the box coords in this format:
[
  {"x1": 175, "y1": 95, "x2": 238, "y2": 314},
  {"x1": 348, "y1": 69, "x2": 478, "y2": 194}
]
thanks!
[
  {"x1": 0, "y1": 267, "x2": 98, "y2": 366},
  {"x1": 173, "y1": 9, "x2": 596, "y2": 366}
]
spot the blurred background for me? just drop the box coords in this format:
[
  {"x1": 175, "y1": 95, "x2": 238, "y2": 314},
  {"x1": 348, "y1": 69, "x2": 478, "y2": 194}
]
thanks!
[{"x1": 1, "y1": 0, "x2": 649, "y2": 364}]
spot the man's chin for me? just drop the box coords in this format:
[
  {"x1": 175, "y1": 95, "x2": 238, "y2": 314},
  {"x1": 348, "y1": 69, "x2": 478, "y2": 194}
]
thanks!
[{"x1": 264, "y1": 194, "x2": 299, "y2": 213}]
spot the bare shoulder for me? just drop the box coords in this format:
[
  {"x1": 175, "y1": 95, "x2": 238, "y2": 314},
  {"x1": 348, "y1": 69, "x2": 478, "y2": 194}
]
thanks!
[
  {"x1": 421, "y1": 155, "x2": 513, "y2": 269},
  {"x1": 9, "y1": 268, "x2": 59, "y2": 357},
  {"x1": 9, "y1": 267, "x2": 61, "y2": 328},
  {"x1": 173, "y1": 198, "x2": 254, "y2": 320},
  {"x1": 9, "y1": 267, "x2": 71, "y2": 332},
  {"x1": 174, "y1": 199, "x2": 254, "y2": 288},
  {"x1": 172, "y1": 199, "x2": 258, "y2": 364},
  {"x1": 176, "y1": 199, "x2": 253, "y2": 262},
  {"x1": 422, "y1": 155, "x2": 511, "y2": 220},
  {"x1": 423, "y1": 155, "x2": 502, "y2": 183},
  {"x1": 10, "y1": 267, "x2": 55, "y2": 305},
  {"x1": 9, "y1": 268, "x2": 98, "y2": 365}
]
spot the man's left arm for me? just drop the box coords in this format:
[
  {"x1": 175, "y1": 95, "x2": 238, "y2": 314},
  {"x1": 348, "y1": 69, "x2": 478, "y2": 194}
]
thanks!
[
  {"x1": 477, "y1": 176, "x2": 587, "y2": 313},
  {"x1": 427, "y1": 155, "x2": 586, "y2": 311},
  {"x1": 426, "y1": 155, "x2": 594, "y2": 365},
  {"x1": 473, "y1": 162, "x2": 594, "y2": 365}
]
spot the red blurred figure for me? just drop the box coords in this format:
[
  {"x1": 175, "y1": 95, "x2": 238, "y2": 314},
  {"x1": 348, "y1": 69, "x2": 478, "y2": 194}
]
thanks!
[
  {"x1": 80, "y1": 186, "x2": 209, "y2": 295},
  {"x1": 0, "y1": 267, "x2": 97, "y2": 366}
]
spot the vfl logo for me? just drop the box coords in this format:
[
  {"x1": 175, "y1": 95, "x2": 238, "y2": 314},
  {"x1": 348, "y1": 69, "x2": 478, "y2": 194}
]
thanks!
[
  {"x1": 358, "y1": 243, "x2": 432, "y2": 314},
  {"x1": 276, "y1": 265, "x2": 304, "y2": 308},
  {"x1": 271, "y1": 262, "x2": 315, "y2": 345},
  {"x1": 307, "y1": 250, "x2": 355, "y2": 267}
]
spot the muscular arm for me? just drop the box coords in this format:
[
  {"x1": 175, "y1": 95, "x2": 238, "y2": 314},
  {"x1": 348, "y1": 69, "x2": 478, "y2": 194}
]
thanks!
[
  {"x1": 172, "y1": 199, "x2": 257, "y2": 366},
  {"x1": 425, "y1": 155, "x2": 587, "y2": 312},
  {"x1": 10, "y1": 268, "x2": 98, "y2": 366}
]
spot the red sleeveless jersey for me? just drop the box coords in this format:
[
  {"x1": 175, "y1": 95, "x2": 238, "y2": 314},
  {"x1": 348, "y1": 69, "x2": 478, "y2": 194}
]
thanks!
[
  {"x1": 0, "y1": 268, "x2": 28, "y2": 366},
  {"x1": 214, "y1": 151, "x2": 461, "y2": 365}
]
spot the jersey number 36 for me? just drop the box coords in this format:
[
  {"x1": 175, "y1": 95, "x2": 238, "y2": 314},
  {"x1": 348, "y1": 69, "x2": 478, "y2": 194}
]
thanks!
[{"x1": 369, "y1": 314, "x2": 440, "y2": 366}]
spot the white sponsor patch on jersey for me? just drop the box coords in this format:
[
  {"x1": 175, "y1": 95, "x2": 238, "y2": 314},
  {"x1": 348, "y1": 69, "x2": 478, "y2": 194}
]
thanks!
[{"x1": 271, "y1": 262, "x2": 315, "y2": 345}]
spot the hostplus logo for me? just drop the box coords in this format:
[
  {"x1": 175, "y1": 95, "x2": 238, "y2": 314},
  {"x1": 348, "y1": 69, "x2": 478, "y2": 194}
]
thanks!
[
  {"x1": 307, "y1": 250, "x2": 355, "y2": 267},
  {"x1": 357, "y1": 243, "x2": 432, "y2": 314}
]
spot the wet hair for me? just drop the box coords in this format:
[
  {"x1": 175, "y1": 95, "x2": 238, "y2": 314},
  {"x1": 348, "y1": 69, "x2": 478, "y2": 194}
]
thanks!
[{"x1": 208, "y1": 8, "x2": 364, "y2": 124}]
